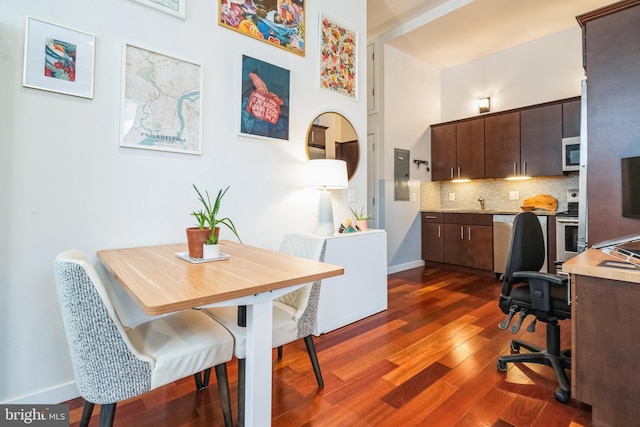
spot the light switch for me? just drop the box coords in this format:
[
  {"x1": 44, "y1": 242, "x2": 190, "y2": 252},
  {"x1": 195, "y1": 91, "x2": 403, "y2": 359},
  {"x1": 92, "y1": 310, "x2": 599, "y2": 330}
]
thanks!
[
  {"x1": 449, "y1": 192, "x2": 455, "y2": 201},
  {"x1": 348, "y1": 189, "x2": 357, "y2": 202},
  {"x1": 509, "y1": 191, "x2": 519, "y2": 200}
]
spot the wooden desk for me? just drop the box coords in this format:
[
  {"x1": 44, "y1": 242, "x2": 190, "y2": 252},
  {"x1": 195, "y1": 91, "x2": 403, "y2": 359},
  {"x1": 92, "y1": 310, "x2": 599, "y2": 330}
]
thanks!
[
  {"x1": 98, "y1": 241, "x2": 343, "y2": 427},
  {"x1": 563, "y1": 249, "x2": 640, "y2": 427}
]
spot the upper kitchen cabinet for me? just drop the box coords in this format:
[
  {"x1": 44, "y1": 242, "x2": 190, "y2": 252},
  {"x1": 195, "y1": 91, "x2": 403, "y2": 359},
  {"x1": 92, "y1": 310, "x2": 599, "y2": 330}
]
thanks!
[
  {"x1": 484, "y1": 112, "x2": 520, "y2": 178},
  {"x1": 456, "y1": 118, "x2": 485, "y2": 180},
  {"x1": 431, "y1": 123, "x2": 456, "y2": 181},
  {"x1": 562, "y1": 99, "x2": 581, "y2": 137},
  {"x1": 431, "y1": 118, "x2": 484, "y2": 181},
  {"x1": 520, "y1": 103, "x2": 563, "y2": 177},
  {"x1": 430, "y1": 97, "x2": 580, "y2": 181}
]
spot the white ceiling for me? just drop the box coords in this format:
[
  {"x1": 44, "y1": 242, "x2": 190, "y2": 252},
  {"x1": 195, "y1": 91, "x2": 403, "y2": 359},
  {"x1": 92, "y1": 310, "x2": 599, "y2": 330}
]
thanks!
[{"x1": 367, "y1": 0, "x2": 613, "y2": 69}]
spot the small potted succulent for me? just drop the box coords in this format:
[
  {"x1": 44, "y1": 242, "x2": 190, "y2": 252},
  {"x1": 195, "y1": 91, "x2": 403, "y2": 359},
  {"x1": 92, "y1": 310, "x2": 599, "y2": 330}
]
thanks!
[
  {"x1": 187, "y1": 185, "x2": 241, "y2": 259},
  {"x1": 350, "y1": 206, "x2": 374, "y2": 231}
]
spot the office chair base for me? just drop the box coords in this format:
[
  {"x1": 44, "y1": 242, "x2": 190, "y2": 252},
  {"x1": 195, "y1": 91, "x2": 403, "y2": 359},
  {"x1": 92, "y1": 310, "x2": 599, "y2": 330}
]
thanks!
[{"x1": 497, "y1": 340, "x2": 571, "y2": 403}]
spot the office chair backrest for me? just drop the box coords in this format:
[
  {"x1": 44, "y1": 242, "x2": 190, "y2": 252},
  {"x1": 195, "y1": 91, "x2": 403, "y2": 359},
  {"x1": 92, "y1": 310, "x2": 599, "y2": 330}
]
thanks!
[
  {"x1": 54, "y1": 250, "x2": 153, "y2": 404},
  {"x1": 502, "y1": 212, "x2": 546, "y2": 293},
  {"x1": 275, "y1": 234, "x2": 326, "y2": 337}
]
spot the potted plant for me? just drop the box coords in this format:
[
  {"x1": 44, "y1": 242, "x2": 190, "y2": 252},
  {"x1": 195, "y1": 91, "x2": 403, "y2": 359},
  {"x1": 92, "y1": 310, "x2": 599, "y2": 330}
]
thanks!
[
  {"x1": 350, "y1": 206, "x2": 374, "y2": 231},
  {"x1": 187, "y1": 185, "x2": 241, "y2": 259}
]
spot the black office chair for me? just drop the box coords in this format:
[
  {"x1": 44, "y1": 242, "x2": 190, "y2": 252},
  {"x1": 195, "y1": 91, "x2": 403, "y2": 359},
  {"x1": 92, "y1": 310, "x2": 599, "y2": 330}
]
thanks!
[{"x1": 496, "y1": 212, "x2": 572, "y2": 403}]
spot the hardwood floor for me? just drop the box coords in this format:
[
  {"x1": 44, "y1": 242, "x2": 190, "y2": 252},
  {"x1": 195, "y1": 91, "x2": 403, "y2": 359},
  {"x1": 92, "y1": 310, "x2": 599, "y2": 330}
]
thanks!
[{"x1": 64, "y1": 267, "x2": 592, "y2": 426}]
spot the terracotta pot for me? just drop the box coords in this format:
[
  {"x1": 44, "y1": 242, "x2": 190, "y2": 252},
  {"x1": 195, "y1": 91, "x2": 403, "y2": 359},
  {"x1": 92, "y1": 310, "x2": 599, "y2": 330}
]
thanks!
[
  {"x1": 356, "y1": 220, "x2": 369, "y2": 231},
  {"x1": 186, "y1": 227, "x2": 212, "y2": 258}
]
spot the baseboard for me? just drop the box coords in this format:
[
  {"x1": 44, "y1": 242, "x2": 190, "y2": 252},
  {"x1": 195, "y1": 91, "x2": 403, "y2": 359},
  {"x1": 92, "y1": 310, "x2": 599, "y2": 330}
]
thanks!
[
  {"x1": 4, "y1": 381, "x2": 79, "y2": 405},
  {"x1": 387, "y1": 259, "x2": 425, "y2": 275}
]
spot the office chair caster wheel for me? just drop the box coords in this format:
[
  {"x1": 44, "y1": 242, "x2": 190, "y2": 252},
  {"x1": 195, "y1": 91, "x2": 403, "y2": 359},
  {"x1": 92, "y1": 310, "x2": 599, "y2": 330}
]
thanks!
[
  {"x1": 497, "y1": 360, "x2": 507, "y2": 372},
  {"x1": 510, "y1": 342, "x2": 520, "y2": 353},
  {"x1": 554, "y1": 389, "x2": 570, "y2": 403}
]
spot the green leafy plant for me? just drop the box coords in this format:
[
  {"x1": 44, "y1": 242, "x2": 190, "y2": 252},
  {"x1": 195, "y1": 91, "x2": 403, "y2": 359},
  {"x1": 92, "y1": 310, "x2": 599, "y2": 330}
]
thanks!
[
  {"x1": 350, "y1": 206, "x2": 374, "y2": 221},
  {"x1": 192, "y1": 184, "x2": 241, "y2": 245}
]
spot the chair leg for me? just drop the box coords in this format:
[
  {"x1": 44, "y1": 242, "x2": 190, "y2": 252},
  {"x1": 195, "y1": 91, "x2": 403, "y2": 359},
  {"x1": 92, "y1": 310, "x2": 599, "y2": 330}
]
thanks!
[
  {"x1": 99, "y1": 403, "x2": 117, "y2": 427},
  {"x1": 303, "y1": 335, "x2": 324, "y2": 387},
  {"x1": 79, "y1": 401, "x2": 94, "y2": 427},
  {"x1": 193, "y1": 367, "x2": 212, "y2": 391},
  {"x1": 277, "y1": 346, "x2": 283, "y2": 359},
  {"x1": 238, "y1": 358, "x2": 246, "y2": 427},
  {"x1": 215, "y1": 363, "x2": 233, "y2": 427}
]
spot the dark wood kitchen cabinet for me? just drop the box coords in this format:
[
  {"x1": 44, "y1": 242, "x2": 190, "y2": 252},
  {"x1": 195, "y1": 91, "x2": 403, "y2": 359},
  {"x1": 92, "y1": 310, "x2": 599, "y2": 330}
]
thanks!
[
  {"x1": 431, "y1": 96, "x2": 581, "y2": 181},
  {"x1": 562, "y1": 99, "x2": 581, "y2": 138},
  {"x1": 421, "y1": 212, "x2": 444, "y2": 262},
  {"x1": 308, "y1": 124, "x2": 327, "y2": 149},
  {"x1": 431, "y1": 124, "x2": 456, "y2": 181},
  {"x1": 431, "y1": 119, "x2": 484, "y2": 181},
  {"x1": 484, "y1": 112, "x2": 520, "y2": 178},
  {"x1": 443, "y1": 213, "x2": 493, "y2": 271},
  {"x1": 577, "y1": 0, "x2": 640, "y2": 253},
  {"x1": 520, "y1": 103, "x2": 563, "y2": 177}
]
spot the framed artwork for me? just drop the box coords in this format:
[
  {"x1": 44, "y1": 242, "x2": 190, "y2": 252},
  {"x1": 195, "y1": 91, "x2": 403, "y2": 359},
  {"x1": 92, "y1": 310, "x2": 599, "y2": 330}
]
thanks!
[
  {"x1": 130, "y1": 0, "x2": 186, "y2": 19},
  {"x1": 319, "y1": 12, "x2": 358, "y2": 100},
  {"x1": 219, "y1": 0, "x2": 305, "y2": 56},
  {"x1": 22, "y1": 17, "x2": 95, "y2": 99},
  {"x1": 120, "y1": 44, "x2": 203, "y2": 155},
  {"x1": 240, "y1": 54, "x2": 290, "y2": 141}
]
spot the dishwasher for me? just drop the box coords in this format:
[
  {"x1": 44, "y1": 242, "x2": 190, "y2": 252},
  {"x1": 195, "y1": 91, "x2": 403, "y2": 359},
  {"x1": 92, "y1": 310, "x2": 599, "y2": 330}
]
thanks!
[{"x1": 493, "y1": 214, "x2": 548, "y2": 276}]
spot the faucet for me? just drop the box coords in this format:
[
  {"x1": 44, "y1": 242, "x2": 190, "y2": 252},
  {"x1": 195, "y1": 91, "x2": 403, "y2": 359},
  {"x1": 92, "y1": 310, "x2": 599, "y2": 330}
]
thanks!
[{"x1": 478, "y1": 197, "x2": 485, "y2": 210}]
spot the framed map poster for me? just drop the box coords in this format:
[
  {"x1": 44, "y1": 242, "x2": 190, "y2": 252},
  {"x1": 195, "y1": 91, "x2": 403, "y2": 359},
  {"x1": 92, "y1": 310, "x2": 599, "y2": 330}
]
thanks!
[
  {"x1": 319, "y1": 12, "x2": 358, "y2": 99},
  {"x1": 22, "y1": 17, "x2": 95, "y2": 99},
  {"x1": 130, "y1": 0, "x2": 186, "y2": 19},
  {"x1": 120, "y1": 44, "x2": 203, "y2": 154},
  {"x1": 240, "y1": 54, "x2": 290, "y2": 141},
  {"x1": 219, "y1": 0, "x2": 305, "y2": 56}
]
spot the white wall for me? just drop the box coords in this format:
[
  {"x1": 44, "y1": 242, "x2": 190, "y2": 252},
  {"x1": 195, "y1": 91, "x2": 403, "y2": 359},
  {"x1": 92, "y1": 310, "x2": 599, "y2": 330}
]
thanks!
[
  {"x1": 382, "y1": 46, "x2": 440, "y2": 271},
  {"x1": 0, "y1": 0, "x2": 367, "y2": 404},
  {"x1": 441, "y1": 27, "x2": 584, "y2": 121}
]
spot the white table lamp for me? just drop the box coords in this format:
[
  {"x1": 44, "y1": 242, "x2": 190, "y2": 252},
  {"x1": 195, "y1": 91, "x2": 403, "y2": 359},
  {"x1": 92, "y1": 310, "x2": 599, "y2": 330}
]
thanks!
[{"x1": 303, "y1": 159, "x2": 348, "y2": 236}]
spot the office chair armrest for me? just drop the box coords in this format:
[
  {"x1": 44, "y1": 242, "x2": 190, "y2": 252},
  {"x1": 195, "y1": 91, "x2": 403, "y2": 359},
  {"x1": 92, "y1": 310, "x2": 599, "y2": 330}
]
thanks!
[
  {"x1": 512, "y1": 271, "x2": 567, "y2": 286},
  {"x1": 512, "y1": 271, "x2": 568, "y2": 312}
]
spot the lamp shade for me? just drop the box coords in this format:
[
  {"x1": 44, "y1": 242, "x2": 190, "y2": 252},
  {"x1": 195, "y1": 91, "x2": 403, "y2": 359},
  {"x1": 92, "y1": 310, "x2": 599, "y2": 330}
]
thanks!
[{"x1": 303, "y1": 159, "x2": 348, "y2": 189}]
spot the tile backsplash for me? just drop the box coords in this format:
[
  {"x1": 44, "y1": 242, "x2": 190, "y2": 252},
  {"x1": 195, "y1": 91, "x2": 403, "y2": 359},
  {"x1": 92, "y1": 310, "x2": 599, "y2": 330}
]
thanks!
[{"x1": 420, "y1": 174, "x2": 579, "y2": 212}]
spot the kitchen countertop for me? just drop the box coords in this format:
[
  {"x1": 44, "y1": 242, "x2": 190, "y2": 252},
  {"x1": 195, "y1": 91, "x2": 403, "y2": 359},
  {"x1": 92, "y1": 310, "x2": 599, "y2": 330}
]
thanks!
[{"x1": 421, "y1": 209, "x2": 556, "y2": 216}]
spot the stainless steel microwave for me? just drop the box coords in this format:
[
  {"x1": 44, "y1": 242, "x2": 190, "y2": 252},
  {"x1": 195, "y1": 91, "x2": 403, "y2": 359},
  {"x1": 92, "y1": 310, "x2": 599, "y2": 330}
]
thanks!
[{"x1": 562, "y1": 137, "x2": 580, "y2": 172}]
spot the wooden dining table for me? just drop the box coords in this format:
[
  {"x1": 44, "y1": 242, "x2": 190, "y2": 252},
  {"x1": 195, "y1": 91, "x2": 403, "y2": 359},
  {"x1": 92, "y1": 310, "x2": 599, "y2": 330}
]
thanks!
[{"x1": 97, "y1": 240, "x2": 344, "y2": 427}]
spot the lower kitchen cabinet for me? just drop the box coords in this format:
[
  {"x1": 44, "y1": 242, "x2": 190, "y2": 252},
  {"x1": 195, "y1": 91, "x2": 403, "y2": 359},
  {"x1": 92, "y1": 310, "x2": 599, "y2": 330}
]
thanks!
[
  {"x1": 313, "y1": 230, "x2": 387, "y2": 335},
  {"x1": 422, "y1": 212, "x2": 493, "y2": 271},
  {"x1": 422, "y1": 212, "x2": 444, "y2": 262}
]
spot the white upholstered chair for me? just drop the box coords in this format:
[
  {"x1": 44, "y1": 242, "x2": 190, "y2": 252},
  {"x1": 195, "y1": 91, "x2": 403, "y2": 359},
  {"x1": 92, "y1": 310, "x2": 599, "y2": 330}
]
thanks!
[
  {"x1": 201, "y1": 233, "x2": 327, "y2": 424},
  {"x1": 54, "y1": 250, "x2": 235, "y2": 427}
]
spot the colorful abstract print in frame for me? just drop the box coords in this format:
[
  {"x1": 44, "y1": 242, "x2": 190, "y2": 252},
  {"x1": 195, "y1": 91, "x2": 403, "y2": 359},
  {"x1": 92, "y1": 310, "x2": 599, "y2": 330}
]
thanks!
[
  {"x1": 320, "y1": 15, "x2": 356, "y2": 99},
  {"x1": 45, "y1": 38, "x2": 77, "y2": 82},
  {"x1": 219, "y1": 0, "x2": 305, "y2": 56}
]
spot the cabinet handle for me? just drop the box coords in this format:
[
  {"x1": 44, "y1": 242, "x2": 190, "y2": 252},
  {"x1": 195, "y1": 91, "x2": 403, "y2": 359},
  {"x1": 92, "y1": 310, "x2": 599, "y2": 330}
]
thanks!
[
  {"x1": 457, "y1": 167, "x2": 461, "y2": 178},
  {"x1": 513, "y1": 163, "x2": 517, "y2": 175},
  {"x1": 468, "y1": 226, "x2": 471, "y2": 240},
  {"x1": 523, "y1": 161, "x2": 527, "y2": 175},
  {"x1": 425, "y1": 215, "x2": 438, "y2": 219},
  {"x1": 460, "y1": 226, "x2": 464, "y2": 240},
  {"x1": 450, "y1": 167, "x2": 454, "y2": 180},
  {"x1": 438, "y1": 225, "x2": 441, "y2": 238}
]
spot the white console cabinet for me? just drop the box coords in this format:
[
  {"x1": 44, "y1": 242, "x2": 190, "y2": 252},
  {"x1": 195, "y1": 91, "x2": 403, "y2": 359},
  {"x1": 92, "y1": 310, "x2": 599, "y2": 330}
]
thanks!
[{"x1": 313, "y1": 229, "x2": 387, "y2": 335}]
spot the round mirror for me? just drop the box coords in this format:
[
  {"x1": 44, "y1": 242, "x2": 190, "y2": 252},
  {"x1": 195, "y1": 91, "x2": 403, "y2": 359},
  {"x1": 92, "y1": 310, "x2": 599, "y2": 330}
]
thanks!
[{"x1": 306, "y1": 112, "x2": 359, "y2": 180}]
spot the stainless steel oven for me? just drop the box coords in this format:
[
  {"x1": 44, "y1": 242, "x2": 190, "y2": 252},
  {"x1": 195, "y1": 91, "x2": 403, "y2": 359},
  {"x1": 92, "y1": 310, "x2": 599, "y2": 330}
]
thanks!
[{"x1": 556, "y1": 216, "x2": 579, "y2": 262}]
